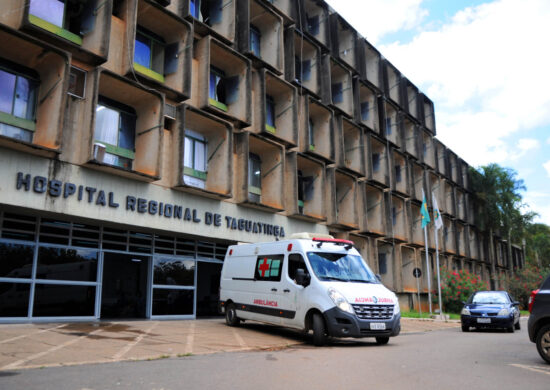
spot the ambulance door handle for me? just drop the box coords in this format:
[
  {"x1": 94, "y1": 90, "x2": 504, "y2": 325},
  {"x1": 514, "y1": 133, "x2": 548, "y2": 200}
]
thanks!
[
  {"x1": 271, "y1": 288, "x2": 277, "y2": 292},
  {"x1": 283, "y1": 289, "x2": 290, "y2": 293}
]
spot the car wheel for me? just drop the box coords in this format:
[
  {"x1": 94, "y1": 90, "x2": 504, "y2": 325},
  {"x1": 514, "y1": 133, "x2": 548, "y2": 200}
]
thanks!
[
  {"x1": 462, "y1": 325, "x2": 469, "y2": 332},
  {"x1": 535, "y1": 324, "x2": 550, "y2": 364},
  {"x1": 312, "y1": 313, "x2": 327, "y2": 346},
  {"x1": 225, "y1": 303, "x2": 240, "y2": 326},
  {"x1": 376, "y1": 337, "x2": 389, "y2": 345},
  {"x1": 515, "y1": 320, "x2": 521, "y2": 330},
  {"x1": 507, "y1": 325, "x2": 514, "y2": 333}
]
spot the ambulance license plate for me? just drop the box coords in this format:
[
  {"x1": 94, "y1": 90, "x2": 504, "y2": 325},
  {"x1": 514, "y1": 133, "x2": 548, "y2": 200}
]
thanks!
[
  {"x1": 370, "y1": 323, "x2": 386, "y2": 330},
  {"x1": 477, "y1": 318, "x2": 491, "y2": 324}
]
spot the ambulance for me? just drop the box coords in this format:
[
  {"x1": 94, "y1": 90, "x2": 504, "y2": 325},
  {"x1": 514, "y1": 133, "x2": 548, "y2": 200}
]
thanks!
[{"x1": 219, "y1": 233, "x2": 401, "y2": 346}]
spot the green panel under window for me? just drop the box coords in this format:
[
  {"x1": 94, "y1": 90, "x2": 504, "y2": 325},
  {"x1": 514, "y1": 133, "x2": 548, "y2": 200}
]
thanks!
[
  {"x1": 265, "y1": 124, "x2": 276, "y2": 134},
  {"x1": 208, "y1": 98, "x2": 228, "y2": 111},
  {"x1": 298, "y1": 200, "x2": 304, "y2": 208},
  {"x1": 308, "y1": 144, "x2": 315, "y2": 151},
  {"x1": 96, "y1": 141, "x2": 135, "y2": 160},
  {"x1": 133, "y1": 62, "x2": 165, "y2": 83},
  {"x1": 183, "y1": 166, "x2": 207, "y2": 180},
  {"x1": 29, "y1": 15, "x2": 83, "y2": 45},
  {"x1": 249, "y1": 185, "x2": 262, "y2": 195},
  {"x1": 0, "y1": 111, "x2": 36, "y2": 132}
]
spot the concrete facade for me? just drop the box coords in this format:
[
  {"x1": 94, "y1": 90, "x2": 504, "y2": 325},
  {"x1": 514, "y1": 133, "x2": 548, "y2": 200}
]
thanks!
[{"x1": 0, "y1": 0, "x2": 523, "y2": 322}]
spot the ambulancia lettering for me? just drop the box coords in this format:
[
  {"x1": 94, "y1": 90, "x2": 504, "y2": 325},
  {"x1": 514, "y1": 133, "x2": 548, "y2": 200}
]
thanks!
[
  {"x1": 355, "y1": 297, "x2": 394, "y2": 304},
  {"x1": 253, "y1": 299, "x2": 278, "y2": 307}
]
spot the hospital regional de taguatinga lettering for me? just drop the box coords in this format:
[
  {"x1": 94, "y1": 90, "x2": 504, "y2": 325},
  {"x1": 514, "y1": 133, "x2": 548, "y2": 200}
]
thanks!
[{"x1": 14, "y1": 172, "x2": 286, "y2": 237}]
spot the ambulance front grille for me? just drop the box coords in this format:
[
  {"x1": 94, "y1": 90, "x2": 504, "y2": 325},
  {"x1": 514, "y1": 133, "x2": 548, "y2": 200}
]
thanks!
[{"x1": 352, "y1": 304, "x2": 394, "y2": 320}]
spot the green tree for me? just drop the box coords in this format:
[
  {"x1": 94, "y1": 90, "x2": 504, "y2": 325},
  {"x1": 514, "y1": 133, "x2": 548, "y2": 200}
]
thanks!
[{"x1": 525, "y1": 223, "x2": 550, "y2": 269}]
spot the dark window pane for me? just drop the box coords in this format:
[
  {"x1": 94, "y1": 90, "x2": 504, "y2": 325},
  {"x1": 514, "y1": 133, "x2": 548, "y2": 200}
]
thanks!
[
  {"x1": 197, "y1": 241, "x2": 214, "y2": 258},
  {"x1": 36, "y1": 247, "x2": 98, "y2": 282},
  {"x1": 307, "y1": 15, "x2": 319, "y2": 35},
  {"x1": 0, "y1": 282, "x2": 30, "y2": 317},
  {"x1": 33, "y1": 284, "x2": 96, "y2": 317},
  {"x1": 1, "y1": 213, "x2": 36, "y2": 241},
  {"x1": 332, "y1": 83, "x2": 343, "y2": 103},
  {"x1": 175, "y1": 239, "x2": 195, "y2": 256},
  {"x1": 153, "y1": 257, "x2": 195, "y2": 286},
  {"x1": 151, "y1": 41, "x2": 165, "y2": 73},
  {"x1": 134, "y1": 32, "x2": 152, "y2": 68},
  {"x1": 0, "y1": 242, "x2": 34, "y2": 278},
  {"x1": 378, "y1": 253, "x2": 387, "y2": 275},
  {"x1": 153, "y1": 288, "x2": 193, "y2": 316},
  {"x1": 395, "y1": 165, "x2": 401, "y2": 182},
  {"x1": 266, "y1": 95, "x2": 275, "y2": 127},
  {"x1": 361, "y1": 101, "x2": 369, "y2": 121},
  {"x1": 386, "y1": 117, "x2": 392, "y2": 135},
  {"x1": 0, "y1": 69, "x2": 16, "y2": 114},
  {"x1": 248, "y1": 153, "x2": 261, "y2": 189},
  {"x1": 250, "y1": 25, "x2": 261, "y2": 57},
  {"x1": 372, "y1": 153, "x2": 380, "y2": 172},
  {"x1": 119, "y1": 112, "x2": 136, "y2": 150},
  {"x1": 13, "y1": 76, "x2": 36, "y2": 120}
]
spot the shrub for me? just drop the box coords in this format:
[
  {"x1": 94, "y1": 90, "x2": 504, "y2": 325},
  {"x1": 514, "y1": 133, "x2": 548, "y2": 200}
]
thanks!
[
  {"x1": 440, "y1": 268, "x2": 489, "y2": 313},
  {"x1": 508, "y1": 262, "x2": 548, "y2": 309}
]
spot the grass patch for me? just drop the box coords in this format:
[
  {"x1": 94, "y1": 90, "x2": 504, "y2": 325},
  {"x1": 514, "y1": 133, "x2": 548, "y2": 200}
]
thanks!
[
  {"x1": 177, "y1": 353, "x2": 193, "y2": 357},
  {"x1": 147, "y1": 354, "x2": 171, "y2": 361},
  {"x1": 401, "y1": 311, "x2": 460, "y2": 320},
  {"x1": 520, "y1": 310, "x2": 530, "y2": 317}
]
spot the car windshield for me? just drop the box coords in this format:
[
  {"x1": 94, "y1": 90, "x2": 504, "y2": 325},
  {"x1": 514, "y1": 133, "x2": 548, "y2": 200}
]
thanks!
[
  {"x1": 306, "y1": 252, "x2": 378, "y2": 283},
  {"x1": 470, "y1": 292, "x2": 509, "y2": 304}
]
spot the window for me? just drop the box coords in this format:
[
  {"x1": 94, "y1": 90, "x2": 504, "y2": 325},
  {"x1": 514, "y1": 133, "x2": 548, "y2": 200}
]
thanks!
[
  {"x1": 265, "y1": 95, "x2": 275, "y2": 133},
  {"x1": 248, "y1": 153, "x2": 262, "y2": 200},
  {"x1": 195, "y1": 0, "x2": 223, "y2": 26},
  {"x1": 254, "y1": 255, "x2": 283, "y2": 281},
  {"x1": 392, "y1": 207, "x2": 397, "y2": 225},
  {"x1": 297, "y1": 170, "x2": 314, "y2": 212},
  {"x1": 331, "y1": 82, "x2": 343, "y2": 103},
  {"x1": 295, "y1": 57, "x2": 311, "y2": 83},
  {"x1": 372, "y1": 153, "x2": 380, "y2": 172},
  {"x1": 385, "y1": 117, "x2": 392, "y2": 135},
  {"x1": 308, "y1": 118, "x2": 315, "y2": 151},
  {"x1": 93, "y1": 96, "x2": 136, "y2": 170},
  {"x1": 395, "y1": 165, "x2": 401, "y2": 183},
  {"x1": 28, "y1": 0, "x2": 95, "y2": 45},
  {"x1": 250, "y1": 25, "x2": 261, "y2": 57},
  {"x1": 360, "y1": 101, "x2": 369, "y2": 121},
  {"x1": 183, "y1": 129, "x2": 207, "y2": 187},
  {"x1": 378, "y1": 253, "x2": 387, "y2": 275},
  {"x1": 134, "y1": 26, "x2": 166, "y2": 82},
  {"x1": 209, "y1": 66, "x2": 227, "y2": 111},
  {"x1": 0, "y1": 63, "x2": 38, "y2": 143},
  {"x1": 307, "y1": 14, "x2": 319, "y2": 36},
  {"x1": 68, "y1": 66, "x2": 86, "y2": 98},
  {"x1": 288, "y1": 254, "x2": 308, "y2": 282},
  {"x1": 190, "y1": 0, "x2": 201, "y2": 18}
]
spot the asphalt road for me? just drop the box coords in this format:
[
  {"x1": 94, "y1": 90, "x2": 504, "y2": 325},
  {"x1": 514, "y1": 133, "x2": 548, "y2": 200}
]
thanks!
[{"x1": 1, "y1": 319, "x2": 549, "y2": 390}]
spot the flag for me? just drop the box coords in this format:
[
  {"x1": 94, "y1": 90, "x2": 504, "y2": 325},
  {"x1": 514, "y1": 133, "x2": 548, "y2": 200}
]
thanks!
[
  {"x1": 421, "y1": 190, "x2": 431, "y2": 228},
  {"x1": 432, "y1": 192, "x2": 443, "y2": 230}
]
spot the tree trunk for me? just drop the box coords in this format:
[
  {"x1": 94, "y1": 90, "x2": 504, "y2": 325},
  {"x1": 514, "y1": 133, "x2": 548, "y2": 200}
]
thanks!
[{"x1": 488, "y1": 229, "x2": 498, "y2": 290}]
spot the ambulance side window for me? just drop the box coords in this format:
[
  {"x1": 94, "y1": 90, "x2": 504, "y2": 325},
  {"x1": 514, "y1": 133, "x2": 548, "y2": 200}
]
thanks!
[
  {"x1": 254, "y1": 255, "x2": 284, "y2": 282},
  {"x1": 288, "y1": 254, "x2": 308, "y2": 282}
]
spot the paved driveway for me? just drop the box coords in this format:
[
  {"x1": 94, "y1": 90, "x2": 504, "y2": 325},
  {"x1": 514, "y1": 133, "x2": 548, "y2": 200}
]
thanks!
[{"x1": 0, "y1": 318, "x2": 459, "y2": 370}]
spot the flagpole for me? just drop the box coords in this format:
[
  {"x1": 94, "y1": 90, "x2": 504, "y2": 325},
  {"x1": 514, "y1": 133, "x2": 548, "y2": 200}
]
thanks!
[
  {"x1": 423, "y1": 226, "x2": 432, "y2": 315},
  {"x1": 435, "y1": 224, "x2": 443, "y2": 317}
]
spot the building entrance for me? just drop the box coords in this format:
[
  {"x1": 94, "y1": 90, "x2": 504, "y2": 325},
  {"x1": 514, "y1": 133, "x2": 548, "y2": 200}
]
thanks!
[{"x1": 101, "y1": 253, "x2": 149, "y2": 319}]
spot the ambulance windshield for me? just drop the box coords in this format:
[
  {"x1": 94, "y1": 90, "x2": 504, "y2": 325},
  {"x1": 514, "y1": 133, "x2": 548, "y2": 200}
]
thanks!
[{"x1": 306, "y1": 252, "x2": 378, "y2": 283}]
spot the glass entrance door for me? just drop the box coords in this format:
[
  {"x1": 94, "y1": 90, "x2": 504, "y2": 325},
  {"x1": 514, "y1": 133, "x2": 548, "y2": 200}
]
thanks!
[{"x1": 100, "y1": 253, "x2": 149, "y2": 319}]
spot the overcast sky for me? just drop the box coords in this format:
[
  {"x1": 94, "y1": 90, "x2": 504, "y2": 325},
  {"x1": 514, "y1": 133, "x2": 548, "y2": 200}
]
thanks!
[{"x1": 325, "y1": 0, "x2": 550, "y2": 225}]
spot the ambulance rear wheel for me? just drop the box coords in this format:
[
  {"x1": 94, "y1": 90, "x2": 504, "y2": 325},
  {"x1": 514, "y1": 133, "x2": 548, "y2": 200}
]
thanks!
[
  {"x1": 312, "y1": 313, "x2": 327, "y2": 346},
  {"x1": 225, "y1": 303, "x2": 240, "y2": 326}
]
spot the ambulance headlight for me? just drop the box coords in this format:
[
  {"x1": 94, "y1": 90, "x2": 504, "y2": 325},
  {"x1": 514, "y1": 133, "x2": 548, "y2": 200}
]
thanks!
[
  {"x1": 328, "y1": 288, "x2": 354, "y2": 314},
  {"x1": 393, "y1": 296, "x2": 400, "y2": 315}
]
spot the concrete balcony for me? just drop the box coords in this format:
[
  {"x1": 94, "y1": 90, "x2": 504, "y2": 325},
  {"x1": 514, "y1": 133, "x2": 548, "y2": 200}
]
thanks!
[
  {"x1": 442, "y1": 216, "x2": 457, "y2": 255},
  {"x1": 401, "y1": 78, "x2": 419, "y2": 121},
  {"x1": 285, "y1": 152, "x2": 326, "y2": 222},
  {"x1": 383, "y1": 59, "x2": 402, "y2": 108},
  {"x1": 172, "y1": 105, "x2": 233, "y2": 199},
  {"x1": 419, "y1": 93, "x2": 436, "y2": 135},
  {"x1": 284, "y1": 26, "x2": 322, "y2": 98},
  {"x1": 443, "y1": 180, "x2": 456, "y2": 216},
  {"x1": 250, "y1": 68, "x2": 298, "y2": 147},
  {"x1": 409, "y1": 159, "x2": 426, "y2": 203},
  {"x1": 353, "y1": 77, "x2": 380, "y2": 133},
  {"x1": 455, "y1": 188, "x2": 467, "y2": 222},
  {"x1": 1, "y1": 0, "x2": 112, "y2": 64},
  {"x1": 434, "y1": 139, "x2": 448, "y2": 177},
  {"x1": 385, "y1": 193, "x2": 408, "y2": 243},
  {"x1": 0, "y1": 25, "x2": 70, "y2": 158},
  {"x1": 329, "y1": 13, "x2": 359, "y2": 72},
  {"x1": 299, "y1": 96, "x2": 335, "y2": 163},
  {"x1": 420, "y1": 128, "x2": 436, "y2": 169},
  {"x1": 192, "y1": 36, "x2": 252, "y2": 126},
  {"x1": 377, "y1": 241, "x2": 397, "y2": 290},
  {"x1": 381, "y1": 99, "x2": 401, "y2": 148},
  {"x1": 336, "y1": 116, "x2": 365, "y2": 177},
  {"x1": 401, "y1": 115, "x2": 420, "y2": 160},
  {"x1": 326, "y1": 168, "x2": 359, "y2": 230},
  {"x1": 456, "y1": 221, "x2": 469, "y2": 258},
  {"x1": 234, "y1": 132, "x2": 285, "y2": 212},
  {"x1": 363, "y1": 183, "x2": 387, "y2": 237},
  {"x1": 392, "y1": 149, "x2": 409, "y2": 197},
  {"x1": 366, "y1": 132, "x2": 390, "y2": 188},
  {"x1": 322, "y1": 55, "x2": 354, "y2": 118},
  {"x1": 409, "y1": 201, "x2": 425, "y2": 248},
  {"x1": 236, "y1": 0, "x2": 285, "y2": 75},
  {"x1": 357, "y1": 38, "x2": 383, "y2": 91},
  {"x1": 183, "y1": 0, "x2": 237, "y2": 45},
  {"x1": 301, "y1": 0, "x2": 331, "y2": 51}
]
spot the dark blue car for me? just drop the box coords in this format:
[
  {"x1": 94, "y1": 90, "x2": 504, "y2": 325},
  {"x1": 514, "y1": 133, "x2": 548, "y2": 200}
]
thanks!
[{"x1": 461, "y1": 291, "x2": 521, "y2": 332}]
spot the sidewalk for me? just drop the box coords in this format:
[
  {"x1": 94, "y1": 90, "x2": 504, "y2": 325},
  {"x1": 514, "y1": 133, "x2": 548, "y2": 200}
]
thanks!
[{"x1": 0, "y1": 318, "x2": 459, "y2": 371}]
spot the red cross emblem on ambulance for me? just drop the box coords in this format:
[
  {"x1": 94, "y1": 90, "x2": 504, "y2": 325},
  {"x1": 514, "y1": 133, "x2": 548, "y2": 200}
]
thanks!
[{"x1": 259, "y1": 257, "x2": 270, "y2": 277}]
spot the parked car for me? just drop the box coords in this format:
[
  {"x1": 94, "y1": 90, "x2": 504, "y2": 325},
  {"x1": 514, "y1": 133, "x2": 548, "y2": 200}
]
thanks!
[
  {"x1": 527, "y1": 273, "x2": 550, "y2": 364},
  {"x1": 461, "y1": 291, "x2": 520, "y2": 332}
]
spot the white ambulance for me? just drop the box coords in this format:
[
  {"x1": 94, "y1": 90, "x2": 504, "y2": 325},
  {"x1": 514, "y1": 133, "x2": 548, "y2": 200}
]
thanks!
[{"x1": 219, "y1": 233, "x2": 401, "y2": 346}]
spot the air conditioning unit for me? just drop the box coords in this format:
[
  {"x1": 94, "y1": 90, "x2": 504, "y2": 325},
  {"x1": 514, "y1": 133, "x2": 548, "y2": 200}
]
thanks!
[{"x1": 93, "y1": 142, "x2": 106, "y2": 161}]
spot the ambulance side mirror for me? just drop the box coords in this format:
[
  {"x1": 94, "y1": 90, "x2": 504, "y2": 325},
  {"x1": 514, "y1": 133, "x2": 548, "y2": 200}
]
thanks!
[
  {"x1": 375, "y1": 274, "x2": 382, "y2": 282},
  {"x1": 295, "y1": 269, "x2": 310, "y2": 287}
]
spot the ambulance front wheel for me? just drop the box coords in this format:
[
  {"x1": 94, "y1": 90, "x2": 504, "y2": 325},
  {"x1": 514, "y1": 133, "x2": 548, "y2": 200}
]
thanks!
[
  {"x1": 225, "y1": 303, "x2": 240, "y2": 326},
  {"x1": 312, "y1": 313, "x2": 327, "y2": 346},
  {"x1": 375, "y1": 337, "x2": 389, "y2": 345}
]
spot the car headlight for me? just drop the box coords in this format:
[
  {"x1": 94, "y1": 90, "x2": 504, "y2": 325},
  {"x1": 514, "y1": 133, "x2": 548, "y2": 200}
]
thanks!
[
  {"x1": 327, "y1": 288, "x2": 354, "y2": 314},
  {"x1": 497, "y1": 308, "x2": 510, "y2": 316},
  {"x1": 461, "y1": 307, "x2": 471, "y2": 315}
]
